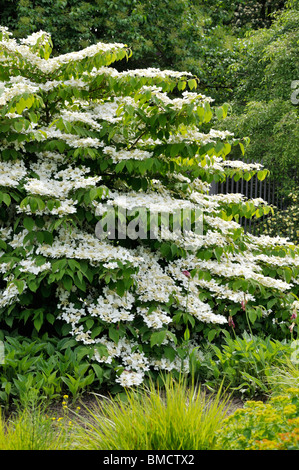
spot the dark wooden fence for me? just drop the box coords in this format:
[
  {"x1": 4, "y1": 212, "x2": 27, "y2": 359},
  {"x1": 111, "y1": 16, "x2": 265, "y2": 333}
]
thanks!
[{"x1": 209, "y1": 159, "x2": 297, "y2": 240}]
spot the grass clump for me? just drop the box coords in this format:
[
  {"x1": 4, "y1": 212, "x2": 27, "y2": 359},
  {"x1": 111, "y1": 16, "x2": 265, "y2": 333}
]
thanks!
[
  {"x1": 70, "y1": 374, "x2": 230, "y2": 450},
  {"x1": 267, "y1": 354, "x2": 299, "y2": 396},
  {"x1": 0, "y1": 406, "x2": 69, "y2": 450}
]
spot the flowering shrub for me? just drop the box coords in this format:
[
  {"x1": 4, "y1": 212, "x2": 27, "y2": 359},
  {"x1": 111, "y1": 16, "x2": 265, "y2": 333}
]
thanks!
[
  {"x1": 216, "y1": 388, "x2": 299, "y2": 450},
  {"x1": 0, "y1": 27, "x2": 299, "y2": 390}
]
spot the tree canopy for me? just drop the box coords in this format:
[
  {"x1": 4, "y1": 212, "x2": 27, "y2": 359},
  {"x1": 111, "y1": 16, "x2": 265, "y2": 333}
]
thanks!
[{"x1": 219, "y1": 4, "x2": 299, "y2": 193}]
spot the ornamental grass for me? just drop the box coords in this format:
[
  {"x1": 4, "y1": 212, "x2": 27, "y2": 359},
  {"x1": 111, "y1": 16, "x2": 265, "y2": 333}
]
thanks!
[{"x1": 69, "y1": 374, "x2": 230, "y2": 450}]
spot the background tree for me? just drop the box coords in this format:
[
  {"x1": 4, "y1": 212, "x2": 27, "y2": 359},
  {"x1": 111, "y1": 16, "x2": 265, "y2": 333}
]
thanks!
[
  {"x1": 199, "y1": 0, "x2": 286, "y2": 31},
  {"x1": 218, "y1": 2, "x2": 299, "y2": 194},
  {"x1": 0, "y1": 0, "x2": 237, "y2": 103}
]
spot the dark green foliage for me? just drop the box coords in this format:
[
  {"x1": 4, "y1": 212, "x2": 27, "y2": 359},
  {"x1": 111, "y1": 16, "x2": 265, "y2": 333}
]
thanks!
[
  {"x1": 217, "y1": 4, "x2": 299, "y2": 194},
  {"x1": 0, "y1": 0, "x2": 238, "y2": 103}
]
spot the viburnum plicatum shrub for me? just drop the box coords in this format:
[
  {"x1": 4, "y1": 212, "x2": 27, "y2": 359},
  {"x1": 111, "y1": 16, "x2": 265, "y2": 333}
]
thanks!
[{"x1": 0, "y1": 27, "x2": 299, "y2": 389}]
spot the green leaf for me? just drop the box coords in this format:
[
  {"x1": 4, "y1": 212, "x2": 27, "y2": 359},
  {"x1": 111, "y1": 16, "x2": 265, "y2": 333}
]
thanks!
[
  {"x1": 257, "y1": 170, "x2": 268, "y2": 181},
  {"x1": 92, "y1": 364, "x2": 104, "y2": 382},
  {"x1": 13, "y1": 279, "x2": 25, "y2": 295},
  {"x1": 248, "y1": 308, "x2": 257, "y2": 324},
  {"x1": 2, "y1": 193, "x2": 11, "y2": 207},
  {"x1": 163, "y1": 346, "x2": 176, "y2": 362},
  {"x1": 187, "y1": 78, "x2": 197, "y2": 90},
  {"x1": 28, "y1": 279, "x2": 40, "y2": 292},
  {"x1": 116, "y1": 280, "x2": 125, "y2": 297},
  {"x1": 215, "y1": 107, "x2": 224, "y2": 120},
  {"x1": 207, "y1": 329, "x2": 217, "y2": 342},
  {"x1": 68, "y1": 259, "x2": 81, "y2": 271},
  {"x1": 13, "y1": 120, "x2": 24, "y2": 132},
  {"x1": 284, "y1": 267, "x2": 293, "y2": 283},
  {"x1": 34, "y1": 311, "x2": 44, "y2": 332},
  {"x1": 108, "y1": 326, "x2": 119, "y2": 344},
  {"x1": 214, "y1": 247, "x2": 223, "y2": 262},
  {"x1": 0, "y1": 239, "x2": 7, "y2": 250},
  {"x1": 16, "y1": 98, "x2": 26, "y2": 114},
  {"x1": 150, "y1": 330, "x2": 167, "y2": 348},
  {"x1": 23, "y1": 216, "x2": 35, "y2": 232},
  {"x1": 62, "y1": 275, "x2": 73, "y2": 291},
  {"x1": 178, "y1": 80, "x2": 186, "y2": 91}
]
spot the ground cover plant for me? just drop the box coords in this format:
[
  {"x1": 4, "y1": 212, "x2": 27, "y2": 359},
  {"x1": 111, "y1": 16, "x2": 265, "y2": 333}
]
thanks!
[
  {"x1": 0, "y1": 26, "x2": 299, "y2": 408},
  {"x1": 216, "y1": 386, "x2": 299, "y2": 450},
  {"x1": 0, "y1": 364, "x2": 298, "y2": 450},
  {"x1": 0, "y1": 335, "x2": 100, "y2": 410},
  {"x1": 198, "y1": 332, "x2": 294, "y2": 398}
]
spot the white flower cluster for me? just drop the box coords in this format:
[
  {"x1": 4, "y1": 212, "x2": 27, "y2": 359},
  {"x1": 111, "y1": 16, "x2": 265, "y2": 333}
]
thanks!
[
  {"x1": 133, "y1": 248, "x2": 178, "y2": 304},
  {"x1": 2, "y1": 28, "x2": 299, "y2": 391},
  {"x1": 0, "y1": 159, "x2": 27, "y2": 188},
  {"x1": 137, "y1": 306, "x2": 172, "y2": 330},
  {"x1": 0, "y1": 76, "x2": 39, "y2": 106},
  {"x1": 103, "y1": 146, "x2": 153, "y2": 163},
  {"x1": 0, "y1": 226, "x2": 12, "y2": 241},
  {"x1": 0, "y1": 33, "x2": 127, "y2": 74},
  {"x1": 166, "y1": 127, "x2": 233, "y2": 145},
  {"x1": 35, "y1": 226, "x2": 141, "y2": 266},
  {"x1": 104, "y1": 190, "x2": 196, "y2": 213},
  {"x1": 24, "y1": 161, "x2": 102, "y2": 199},
  {"x1": 137, "y1": 85, "x2": 213, "y2": 110},
  {"x1": 60, "y1": 110, "x2": 103, "y2": 132},
  {"x1": 204, "y1": 215, "x2": 241, "y2": 234},
  {"x1": 19, "y1": 31, "x2": 51, "y2": 47},
  {"x1": 172, "y1": 253, "x2": 292, "y2": 293},
  {"x1": 115, "y1": 370, "x2": 144, "y2": 388},
  {"x1": 18, "y1": 259, "x2": 51, "y2": 275},
  {"x1": 176, "y1": 290, "x2": 227, "y2": 324},
  {"x1": 87, "y1": 287, "x2": 135, "y2": 324},
  {"x1": 120, "y1": 67, "x2": 193, "y2": 79},
  {"x1": 0, "y1": 282, "x2": 22, "y2": 308},
  {"x1": 255, "y1": 253, "x2": 299, "y2": 267},
  {"x1": 37, "y1": 125, "x2": 104, "y2": 149},
  {"x1": 91, "y1": 100, "x2": 123, "y2": 123},
  {"x1": 93, "y1": 334, "x2": 190, "y2": 387}
]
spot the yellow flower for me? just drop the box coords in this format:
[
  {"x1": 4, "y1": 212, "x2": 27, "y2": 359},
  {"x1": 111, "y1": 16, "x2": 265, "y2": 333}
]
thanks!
[
  {"x1": 271, "y1": 395, "x2": 288, "y2": 403},
  {"x1": 283, "y1": 404, "x2": 297, "y2": 416},
  {"x1": 286, "y1": 387, "x2": 299, "y2": 395}
]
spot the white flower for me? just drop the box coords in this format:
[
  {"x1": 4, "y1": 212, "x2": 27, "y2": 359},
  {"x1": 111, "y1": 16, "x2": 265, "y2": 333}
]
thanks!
[
  {"x1": 0, "y1": 160, "x2": 27, "y2": 188},
  {"x1": 19, "y1": 259, "x2": 51, "y2": 274},
  {"x1": 0, "y1": 282, "x2": 25, "y2": 308},
  {"x1": 115, "y1": 370, "x2": 144, "y2": 387}
]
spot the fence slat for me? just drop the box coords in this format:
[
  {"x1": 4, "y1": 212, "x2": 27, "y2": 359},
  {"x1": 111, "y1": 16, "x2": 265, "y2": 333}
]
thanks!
[{"x1": 208, "y1": 157, "x2": 295, "y2": 237}]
